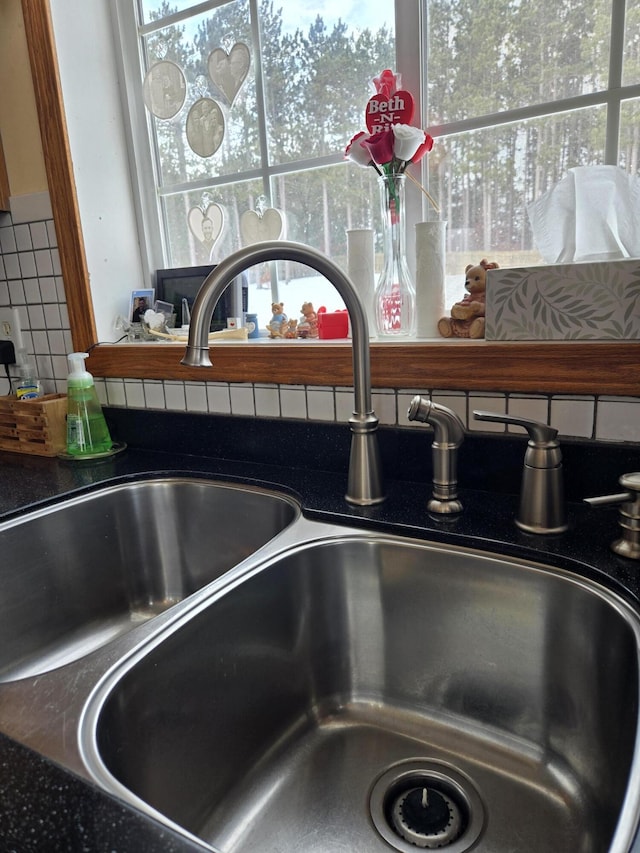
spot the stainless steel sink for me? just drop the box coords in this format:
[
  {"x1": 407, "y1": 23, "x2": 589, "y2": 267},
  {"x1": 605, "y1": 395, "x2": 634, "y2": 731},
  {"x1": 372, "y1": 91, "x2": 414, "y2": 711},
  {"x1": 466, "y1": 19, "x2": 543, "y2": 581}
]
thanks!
[
  {"x1": 80, "y1": 532, "x2": 640, "y2": 853},
  {"x1": 0, "y1": 477, "x2": 298, "y2": 681}
]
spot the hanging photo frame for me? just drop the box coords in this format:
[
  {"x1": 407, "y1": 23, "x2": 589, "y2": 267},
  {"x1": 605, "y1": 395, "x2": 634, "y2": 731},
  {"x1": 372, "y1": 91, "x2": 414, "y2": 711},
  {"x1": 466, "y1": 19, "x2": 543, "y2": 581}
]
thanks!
[
  {"x1": 208, "y1": 43, "x2": 251, "y2": 107},
  {"x1": 142, "y1": 60, "x2": 187, "y2": 120},
  {"x1": 240, "y1": 207, "x2": 285, "y2": 245},
  {"x1": 187, "y1": 203, "x2": 225, "y2": 263},
  {"x1": 185, "y1": 97, "x2": 225, "y2": 158}
]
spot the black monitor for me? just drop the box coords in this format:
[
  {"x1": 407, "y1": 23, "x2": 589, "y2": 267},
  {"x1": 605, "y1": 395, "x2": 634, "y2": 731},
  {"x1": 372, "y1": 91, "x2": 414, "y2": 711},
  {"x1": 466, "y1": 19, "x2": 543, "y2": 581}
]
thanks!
[{"x1": 154, "y1": 265, "x2": 248, "y2": 331}]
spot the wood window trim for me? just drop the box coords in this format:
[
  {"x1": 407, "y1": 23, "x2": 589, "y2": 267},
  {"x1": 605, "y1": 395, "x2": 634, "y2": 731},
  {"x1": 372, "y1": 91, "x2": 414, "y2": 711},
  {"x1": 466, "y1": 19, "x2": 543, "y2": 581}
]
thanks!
[
  {"x1": 0, "y1": 133, "x2": 10, "y2": 212},
  {"x1": 21, "y1": 0, "x2": 640, "y2": 397}
]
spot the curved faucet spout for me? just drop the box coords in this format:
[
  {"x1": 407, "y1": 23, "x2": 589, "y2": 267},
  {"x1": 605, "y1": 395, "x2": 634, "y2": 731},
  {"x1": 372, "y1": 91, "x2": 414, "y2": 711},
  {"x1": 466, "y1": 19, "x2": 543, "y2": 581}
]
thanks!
[{"x1": 182, "y1": 240, "x2": 384, "y2": 506}]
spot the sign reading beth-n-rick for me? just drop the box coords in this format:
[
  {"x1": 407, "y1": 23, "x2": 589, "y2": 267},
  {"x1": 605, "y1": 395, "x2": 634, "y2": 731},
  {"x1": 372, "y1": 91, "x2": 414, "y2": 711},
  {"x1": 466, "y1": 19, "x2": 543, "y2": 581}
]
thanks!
[{"x1": 366, "y1": 90, "x2": 415, "y2": 134}]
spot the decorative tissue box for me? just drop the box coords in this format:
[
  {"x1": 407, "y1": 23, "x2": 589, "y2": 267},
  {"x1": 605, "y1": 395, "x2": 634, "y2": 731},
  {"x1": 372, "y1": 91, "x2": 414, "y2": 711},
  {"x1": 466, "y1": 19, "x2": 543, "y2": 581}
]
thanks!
[
  {"x1": 0, "y1": 393, "x2": 67, "y2": 457},
  {"x1": 485, "y1": 259, "x2": 640, "y2": 340}
]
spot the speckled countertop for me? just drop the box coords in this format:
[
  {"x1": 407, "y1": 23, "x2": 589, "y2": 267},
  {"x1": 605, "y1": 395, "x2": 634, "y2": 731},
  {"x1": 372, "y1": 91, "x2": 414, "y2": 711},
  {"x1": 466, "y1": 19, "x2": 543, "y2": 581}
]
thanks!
[{"x1": 1, "y1": 407, "x2": 640, "y2": 851}]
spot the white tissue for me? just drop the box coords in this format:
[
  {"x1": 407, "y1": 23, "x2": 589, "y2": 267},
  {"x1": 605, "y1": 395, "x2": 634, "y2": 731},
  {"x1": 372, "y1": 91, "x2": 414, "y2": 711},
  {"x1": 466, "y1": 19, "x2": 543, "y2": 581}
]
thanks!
[{"x1": 527, "y1": 166, "x2": 640, "y2": 263}]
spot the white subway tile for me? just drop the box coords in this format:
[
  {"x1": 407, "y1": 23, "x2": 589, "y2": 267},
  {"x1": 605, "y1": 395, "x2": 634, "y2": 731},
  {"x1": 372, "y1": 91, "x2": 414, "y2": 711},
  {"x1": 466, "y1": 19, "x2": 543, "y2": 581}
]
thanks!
[
  {"x1": 280, "y1": 385, "x2": 306, "y2": 419},
  {"x1": 230, "y1": 384, "x2": 255, "y2": 416},
  {"x1": 51, "y1": 355, "x2": 68, "y2": 380},
  {"x1": 307, "y1": 387, "x2": 335, "y2": 421},
  {"x1": 29, "y1": 221, "x2": 49, "y2": 250},
  {"x1": 18, "y1": 252, "x2": 37, "y2": 279},
  {"x1": 164, "y1": 381, "x2": 186, "y2": 411},
  {"x1": 27, "y1": 305, "x2": 45, "y2": 330},
  {"x1": 46, "y1": 330, "x2": 67, "y2": 355},
  {"x1": 8, "y1": 280, "x2": 25, "y2": 303},
  {"x1": 46, "y1": 220, "x2": 58, "y2": 248},
  {"x1": 254, "y1": 383, "x2": 280, "y2": 418},
  {"x1": 23, "y1": 279, "x2": 41, "y2": 304},
  {"x1": 596, "y1": 397, "x2": 640, "y2": 442},
  {"x1": 0, "y1": 227, "x2": 16, "y2": 253},
  {"x1": 143, "y1": 380, "x2": 166, "y2": 409},
  {"x1": 372, "y1": 389, "x2": 397, "y2": 425},
  {"x1": 43, "y1": 304, "x2": 61, "y2": 329},
  {"x1": 335, "y1": 387, "x2": 354, "y2": 423},
  {"x1": 14, "y1": 224, "x2": 32, "y2": 252},
  {"x1": 124, "y1": 380, "x2": 145, "y2": 408},
  {"x1": 34, "y1": 249, "x2": 53, "y2": 277},
  {"x1": 551, "y1": 397, "x2": 595, "y2": 439},
  {"x1": 4, "y1": 254, "x2": 20, "y2": 279},
  {"x1": 39, "y1": 277, "x2": 58, "y2": 303},
  {"x1": 105, "y1": 379, "x2": 126, "y2": 406},
  {"x1": 206, "y1": 382, "x2": 231, "y2": 414},
  {"x1": 185, "y1": 382, "x2": 208, "y2": 413}
]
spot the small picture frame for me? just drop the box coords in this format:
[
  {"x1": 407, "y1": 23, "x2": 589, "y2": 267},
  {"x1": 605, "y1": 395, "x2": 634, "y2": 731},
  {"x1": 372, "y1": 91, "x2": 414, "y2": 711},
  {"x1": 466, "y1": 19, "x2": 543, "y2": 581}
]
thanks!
[{"x1": 130, "y1": 289, "x2": 155, "y2": 323}]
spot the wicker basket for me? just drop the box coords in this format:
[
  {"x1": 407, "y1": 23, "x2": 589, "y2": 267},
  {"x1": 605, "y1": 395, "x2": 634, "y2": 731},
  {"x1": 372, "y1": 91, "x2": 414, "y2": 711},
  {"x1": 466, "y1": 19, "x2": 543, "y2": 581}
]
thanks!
[{"x1": 0, "y1": 393, "x2": 67, "y2": 457}]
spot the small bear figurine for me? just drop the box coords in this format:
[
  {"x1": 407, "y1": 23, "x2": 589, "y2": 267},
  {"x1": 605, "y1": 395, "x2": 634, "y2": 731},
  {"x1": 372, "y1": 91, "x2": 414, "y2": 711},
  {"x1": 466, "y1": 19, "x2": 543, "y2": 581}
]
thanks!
[
  {"x1": 283, "y1": 318, "x2": 298, "y2": 338},
  {"x1": 297, "y1": 302, "x2": 319, "y2": 338},
  {"x1": 438, "y1": 258, "x2": 499, "y2": 339},
  {"x1": 266, "y1": 302, "x2": 287, "y2": 338}
]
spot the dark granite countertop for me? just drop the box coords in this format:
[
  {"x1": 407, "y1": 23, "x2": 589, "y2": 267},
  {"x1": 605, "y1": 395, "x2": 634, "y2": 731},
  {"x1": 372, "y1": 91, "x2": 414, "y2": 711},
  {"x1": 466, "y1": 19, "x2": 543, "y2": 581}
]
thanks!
[{"x1": 1, "y1": 407, "x2": 640, "y2": 851}]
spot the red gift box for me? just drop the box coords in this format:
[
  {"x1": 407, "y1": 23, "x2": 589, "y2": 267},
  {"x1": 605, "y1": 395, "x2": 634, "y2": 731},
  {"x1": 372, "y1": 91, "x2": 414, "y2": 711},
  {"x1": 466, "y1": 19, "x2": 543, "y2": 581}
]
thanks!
[{"x1": 317, "y1": 308, "x2": 349, "y2": 339}]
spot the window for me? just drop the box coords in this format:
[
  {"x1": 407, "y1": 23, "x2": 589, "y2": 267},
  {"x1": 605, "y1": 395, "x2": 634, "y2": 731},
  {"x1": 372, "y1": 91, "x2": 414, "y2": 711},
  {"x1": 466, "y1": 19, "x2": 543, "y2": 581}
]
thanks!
[
  {"x1": 424, "y1": 0, "x2": 640, "y2": 267},
  {"x1": 111, "y1": 0, "x2": 403, "y2": 311},
  {"x1": 112, "y1": 0, "x2": 640, "y2": 301}
]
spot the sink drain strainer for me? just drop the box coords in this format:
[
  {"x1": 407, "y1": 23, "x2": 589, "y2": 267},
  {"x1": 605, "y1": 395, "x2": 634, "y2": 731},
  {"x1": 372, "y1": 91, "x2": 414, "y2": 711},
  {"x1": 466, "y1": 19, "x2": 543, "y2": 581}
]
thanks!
[{"x1": 369, "y1": 760, "x2": 485, "y2": 852}]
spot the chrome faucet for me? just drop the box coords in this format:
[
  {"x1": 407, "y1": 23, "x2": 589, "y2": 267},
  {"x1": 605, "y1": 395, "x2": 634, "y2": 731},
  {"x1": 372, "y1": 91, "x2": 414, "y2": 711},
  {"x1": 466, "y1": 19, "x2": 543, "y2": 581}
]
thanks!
[
  {"x1": 407, "y1": 396, "x2": 465, "y2": 513},
  {"x1": 182, "y1": 240, "x2": 384, "y2": 506}
]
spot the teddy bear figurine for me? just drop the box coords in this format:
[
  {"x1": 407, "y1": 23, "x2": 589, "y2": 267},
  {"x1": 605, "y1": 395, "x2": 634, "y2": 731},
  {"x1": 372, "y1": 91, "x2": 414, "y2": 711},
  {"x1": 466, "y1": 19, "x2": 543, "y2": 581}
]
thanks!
[
  {"x1": 283, "y1": 318, "x2": 298, "y2": 338},
  {"x1": 266, "y1": 302, "x2": 287, "y2": 338},
  {"x1": 437, "y1": 258, "x2": 499, "y2": 339},
  {"x1": 297, "y1": 302, "x2": 319, "y2": 338}
]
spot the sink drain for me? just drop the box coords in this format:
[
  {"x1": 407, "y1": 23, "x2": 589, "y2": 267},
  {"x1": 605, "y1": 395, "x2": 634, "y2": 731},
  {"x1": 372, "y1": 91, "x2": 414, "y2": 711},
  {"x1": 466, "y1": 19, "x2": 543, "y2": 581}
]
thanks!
[{"x1": 369, "y1": 760, "x2": 485, "y2": 852}]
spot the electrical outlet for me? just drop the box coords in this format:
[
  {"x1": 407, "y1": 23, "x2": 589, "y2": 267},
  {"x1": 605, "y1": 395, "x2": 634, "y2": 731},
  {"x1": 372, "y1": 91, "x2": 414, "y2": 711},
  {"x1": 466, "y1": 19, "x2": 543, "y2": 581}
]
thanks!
[{"x1": 0, "y1": 308, "x2": 21, "y2": 347}]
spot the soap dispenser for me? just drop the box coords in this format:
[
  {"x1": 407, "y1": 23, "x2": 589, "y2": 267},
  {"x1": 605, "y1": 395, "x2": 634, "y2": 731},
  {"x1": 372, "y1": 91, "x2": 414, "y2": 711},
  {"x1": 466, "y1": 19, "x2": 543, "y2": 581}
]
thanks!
[
  {"x1": 65, "y1": 352, "x2": 113, "y2": 455},
  {"x1": 12, "y1": 348, "x2": 43, "y2": 400}
]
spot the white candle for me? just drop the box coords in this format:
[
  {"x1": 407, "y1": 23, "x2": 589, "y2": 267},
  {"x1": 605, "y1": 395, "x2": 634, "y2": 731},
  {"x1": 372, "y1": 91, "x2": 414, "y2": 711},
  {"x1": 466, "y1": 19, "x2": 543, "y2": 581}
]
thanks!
[
  {"x1": 347, "y1": 228, "x2": 376, "y2": 339},
  {"x1": 415, "y1": 221, "x2": 447, "y2": 339}
]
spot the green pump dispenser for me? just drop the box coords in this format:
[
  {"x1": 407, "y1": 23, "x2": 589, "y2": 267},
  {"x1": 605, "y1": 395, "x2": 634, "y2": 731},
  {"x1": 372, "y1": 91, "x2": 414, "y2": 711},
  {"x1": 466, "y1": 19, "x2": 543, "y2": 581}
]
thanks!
[{"x1": 65, "y1": 352, "x2": 113, "y2": 455}]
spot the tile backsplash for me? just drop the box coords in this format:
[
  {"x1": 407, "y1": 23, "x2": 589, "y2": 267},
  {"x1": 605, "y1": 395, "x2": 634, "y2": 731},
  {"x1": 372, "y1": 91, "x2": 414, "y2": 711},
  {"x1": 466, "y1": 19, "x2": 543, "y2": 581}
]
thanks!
[{"x1": 1, "y1": 192, "x2": 639, "y2": 445}]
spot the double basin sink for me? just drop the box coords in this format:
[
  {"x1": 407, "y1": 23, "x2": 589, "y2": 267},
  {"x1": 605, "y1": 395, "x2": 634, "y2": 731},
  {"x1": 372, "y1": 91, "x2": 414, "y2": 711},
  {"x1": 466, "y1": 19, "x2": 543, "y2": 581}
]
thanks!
[{"x1": 1, "y1": 475, "x2": 639, "y2": 852}]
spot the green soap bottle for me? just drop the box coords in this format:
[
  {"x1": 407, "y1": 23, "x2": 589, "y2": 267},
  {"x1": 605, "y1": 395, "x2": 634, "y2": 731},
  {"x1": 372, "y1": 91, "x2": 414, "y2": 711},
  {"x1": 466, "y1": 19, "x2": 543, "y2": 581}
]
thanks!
[{"x1": 65, "y1": 352, "x2": 113, "y2": 455}]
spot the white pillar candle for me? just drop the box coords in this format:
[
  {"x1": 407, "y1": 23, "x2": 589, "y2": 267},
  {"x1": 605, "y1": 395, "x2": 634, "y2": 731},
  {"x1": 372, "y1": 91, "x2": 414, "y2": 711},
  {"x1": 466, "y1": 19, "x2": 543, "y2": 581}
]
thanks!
[
  {"x1": 347, "y1": 228, "x2": 377, "y2": 339},
  {"x1": 415, "y1": 220, "x2": 447, "y2": 339}
]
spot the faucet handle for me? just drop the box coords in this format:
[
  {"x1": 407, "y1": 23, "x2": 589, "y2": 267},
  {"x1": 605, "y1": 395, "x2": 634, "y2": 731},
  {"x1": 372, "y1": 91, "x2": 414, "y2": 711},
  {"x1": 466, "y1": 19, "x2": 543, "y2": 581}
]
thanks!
[
  {"x1": 473, "y1": 410, "x2": 567, "y2": 534},
  {"x1": 473, "y1": 411, "x2": 558, "y2": 445}
]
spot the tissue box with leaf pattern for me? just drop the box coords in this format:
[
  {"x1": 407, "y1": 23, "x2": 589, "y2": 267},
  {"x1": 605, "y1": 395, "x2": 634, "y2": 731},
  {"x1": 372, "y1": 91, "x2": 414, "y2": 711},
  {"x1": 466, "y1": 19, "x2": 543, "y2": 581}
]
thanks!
[{"x1": 485, "y1": 260, "x2": 640, "y2": 340}]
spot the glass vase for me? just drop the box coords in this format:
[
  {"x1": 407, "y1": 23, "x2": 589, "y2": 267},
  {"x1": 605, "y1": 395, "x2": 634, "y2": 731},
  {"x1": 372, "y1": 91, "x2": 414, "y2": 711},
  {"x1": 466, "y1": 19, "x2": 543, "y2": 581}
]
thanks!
[{"x1": 374, "y1": 173, "x2": 416, "y2": 336}]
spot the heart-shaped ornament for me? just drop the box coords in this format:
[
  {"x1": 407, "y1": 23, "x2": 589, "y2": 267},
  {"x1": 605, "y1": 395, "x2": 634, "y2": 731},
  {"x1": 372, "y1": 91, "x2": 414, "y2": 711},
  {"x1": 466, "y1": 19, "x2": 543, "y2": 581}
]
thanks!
[
  {"x1": 188, "y1": 203, "x2": 224, "y2": 246},
  {"x1": 365, "y1": 89, "x2": 415, "y2": 134},
  {"x1": 240, "y1": 208, "x2": 285, "y2": 245},
  {"x1": 208, "y1": 43, "x2": 251, "y2": 106}
]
